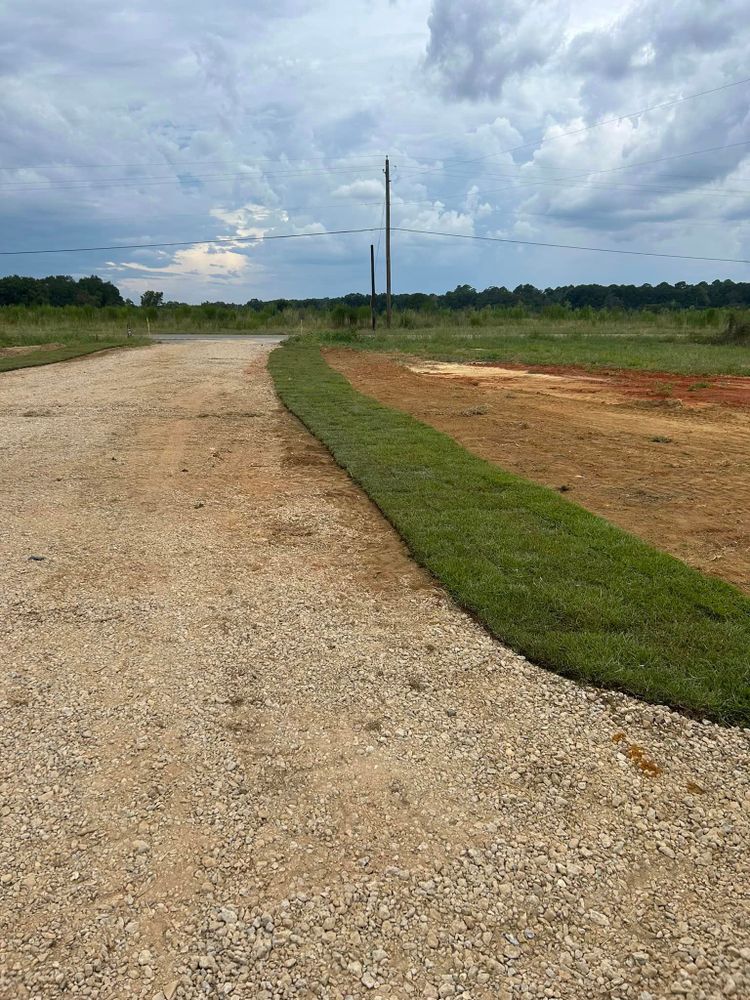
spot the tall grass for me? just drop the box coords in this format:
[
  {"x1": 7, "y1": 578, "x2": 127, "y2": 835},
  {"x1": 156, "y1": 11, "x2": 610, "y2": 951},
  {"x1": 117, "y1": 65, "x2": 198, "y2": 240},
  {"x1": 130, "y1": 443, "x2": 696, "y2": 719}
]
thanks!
[
  {"x1": 1, "y1": 302, "x2": 745, "y2": 344},
  {"x1": 311, "y1": 317, "x2": 750, "y2": 377}
]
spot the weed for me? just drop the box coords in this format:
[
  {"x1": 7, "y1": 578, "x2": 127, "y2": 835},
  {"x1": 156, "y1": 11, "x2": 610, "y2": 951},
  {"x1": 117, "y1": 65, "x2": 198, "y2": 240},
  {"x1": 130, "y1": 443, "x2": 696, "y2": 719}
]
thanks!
[
  {"x1": 714, "y1": 313, "x2": 750, "y2": 345},
  {"x1": 651, "y1": 436, "x2": 673, "y2": 444},
  {"x1": 654, "y1": 381, "x2": 675, "y2": 397},
  {"x1": 309, "y1": 320, "x2": 750, "y2": 377}
]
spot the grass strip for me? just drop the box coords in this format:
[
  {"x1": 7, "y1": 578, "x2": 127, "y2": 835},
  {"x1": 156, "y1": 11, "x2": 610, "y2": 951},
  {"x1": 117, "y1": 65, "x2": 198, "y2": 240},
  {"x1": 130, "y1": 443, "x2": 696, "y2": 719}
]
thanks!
[
  {"x1": 312, "y1": 327, "x2": 750, "y2": 376},
  {"x1": 0, "y1": 339, "x2": 149, "y2": 374},
  {"x1": 270, "y1": 341, "x2": 750, "y2": 726}
]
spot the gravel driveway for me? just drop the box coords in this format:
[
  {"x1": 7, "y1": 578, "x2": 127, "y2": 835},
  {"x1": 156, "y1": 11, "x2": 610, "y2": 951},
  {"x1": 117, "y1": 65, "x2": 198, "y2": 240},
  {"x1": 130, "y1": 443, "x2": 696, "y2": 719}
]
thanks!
[{"x1": 1, "y1": 341, "x2": 748, "y2": 1000}]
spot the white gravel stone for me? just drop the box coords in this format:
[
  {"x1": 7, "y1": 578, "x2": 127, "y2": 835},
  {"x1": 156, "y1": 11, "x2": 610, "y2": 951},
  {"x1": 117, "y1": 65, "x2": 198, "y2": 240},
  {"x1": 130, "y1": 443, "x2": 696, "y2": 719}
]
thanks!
[{"x1": 0, "y1": 341, "x2": 748, "y2": 1000}]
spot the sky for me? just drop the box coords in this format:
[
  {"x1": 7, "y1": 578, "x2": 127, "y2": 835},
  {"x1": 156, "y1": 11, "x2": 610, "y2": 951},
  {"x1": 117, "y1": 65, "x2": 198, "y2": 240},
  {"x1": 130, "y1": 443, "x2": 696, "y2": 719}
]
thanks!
[{"x1": 1, "y1": 0, "x2": 749, "y2": 303}]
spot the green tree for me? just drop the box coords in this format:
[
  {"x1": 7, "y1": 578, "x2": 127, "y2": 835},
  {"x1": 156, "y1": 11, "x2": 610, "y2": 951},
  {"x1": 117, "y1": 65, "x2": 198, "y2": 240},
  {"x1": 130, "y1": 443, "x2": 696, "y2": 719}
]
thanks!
[{"x1": 140, "y1": 290, "x2": 164, "y2": 308}]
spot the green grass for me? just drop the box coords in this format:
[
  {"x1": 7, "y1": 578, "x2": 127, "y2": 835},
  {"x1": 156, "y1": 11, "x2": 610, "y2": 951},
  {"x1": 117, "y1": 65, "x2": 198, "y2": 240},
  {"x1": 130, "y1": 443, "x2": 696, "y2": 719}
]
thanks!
[
  {"x1": 0, "y1": 337, "x2": 149, "y2": 373},
  {"x1": 312, "y1": 323, "x2": 750, "y2": 376},
  {"x1": 270, "y1": 341, "x2": 750, "y2": 726}
]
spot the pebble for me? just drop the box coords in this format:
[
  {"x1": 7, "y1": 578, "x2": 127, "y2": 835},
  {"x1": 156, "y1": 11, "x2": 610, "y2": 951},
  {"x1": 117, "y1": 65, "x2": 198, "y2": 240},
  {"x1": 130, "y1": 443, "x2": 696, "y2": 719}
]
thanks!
[{"x1": 1, "y1": 342, "x2": 748, "y2": 1000}]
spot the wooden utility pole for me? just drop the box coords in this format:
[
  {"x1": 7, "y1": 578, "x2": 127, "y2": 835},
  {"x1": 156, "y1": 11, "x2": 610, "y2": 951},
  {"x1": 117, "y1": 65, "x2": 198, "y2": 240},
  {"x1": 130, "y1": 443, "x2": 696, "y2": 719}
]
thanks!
[
  {"x1": 385, "y1": 156, "x2": 392, "y2": 328},
  {"x1": 370, "y1": 244, "x2": 377, "y2": 332}
]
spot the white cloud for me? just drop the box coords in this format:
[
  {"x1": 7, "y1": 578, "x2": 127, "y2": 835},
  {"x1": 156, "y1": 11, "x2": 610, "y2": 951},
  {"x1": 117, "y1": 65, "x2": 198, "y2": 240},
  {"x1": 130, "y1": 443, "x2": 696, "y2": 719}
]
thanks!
[
  {"x1": 1, "y1": 0, "x2": 749, "y2": 299},
  {"x1": 332, "y1": 179, "x2": 384, "y2": 200}
]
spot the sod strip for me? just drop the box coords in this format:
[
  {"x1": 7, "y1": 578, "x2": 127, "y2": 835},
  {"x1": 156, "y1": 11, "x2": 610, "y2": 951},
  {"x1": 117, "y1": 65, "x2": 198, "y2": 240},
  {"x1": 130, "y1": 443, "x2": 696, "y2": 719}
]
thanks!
[
  {"x1": 269, "y1": 342, "x2": 750, "y2": 726},
  {"x1": 0, "y1": 340, "x2": 149, "y2": 374}
]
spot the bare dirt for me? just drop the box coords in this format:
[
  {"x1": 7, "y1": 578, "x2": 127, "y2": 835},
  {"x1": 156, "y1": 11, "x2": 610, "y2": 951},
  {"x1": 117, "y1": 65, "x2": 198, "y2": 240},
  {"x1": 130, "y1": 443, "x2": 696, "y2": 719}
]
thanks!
[
  {"x1": 1, "y1": 342, "x2": 748, "y2": 1000},
  {"x1": 407, "y1": 360, "x2": 750, "y2": 409},
  {"x1": 0, "y1": 344, "x2": 63, "y2": 358},
  {"x1": 326, "y1": 350, "x2": 750, "y2": 594}
]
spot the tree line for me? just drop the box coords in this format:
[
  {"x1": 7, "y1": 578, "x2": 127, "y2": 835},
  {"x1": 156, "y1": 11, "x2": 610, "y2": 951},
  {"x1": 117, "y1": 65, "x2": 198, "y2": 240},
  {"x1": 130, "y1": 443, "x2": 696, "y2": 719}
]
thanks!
[
  {"x1": 0, "y1": 274, "x2": 124, "y2": 307},
  {"x1": 250, "y1": 279, "x2": 750, "y2": 314},
  {"x1": 3, "y1": 273, "x2": 750, "y2": 312}
]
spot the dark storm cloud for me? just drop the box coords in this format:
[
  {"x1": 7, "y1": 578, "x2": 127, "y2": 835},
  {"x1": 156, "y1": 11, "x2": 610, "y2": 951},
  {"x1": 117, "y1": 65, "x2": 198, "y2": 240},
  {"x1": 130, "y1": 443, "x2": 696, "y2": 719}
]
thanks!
[
  {"x1": 1, "y1": 0, "x2": 749, "y2": 300},
  {"x1": 425, "y1": 0, "x2": 566, "y2": 100},
  {"x1": 568, "y1": 0, "x2": 741, "y2": 84}
]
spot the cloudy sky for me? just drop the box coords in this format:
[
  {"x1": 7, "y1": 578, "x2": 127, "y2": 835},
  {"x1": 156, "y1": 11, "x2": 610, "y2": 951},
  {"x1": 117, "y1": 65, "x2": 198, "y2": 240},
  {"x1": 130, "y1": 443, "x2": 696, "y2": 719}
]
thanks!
[{"x1": 1, "y1": 0, "x2": 749, "y2": 302}]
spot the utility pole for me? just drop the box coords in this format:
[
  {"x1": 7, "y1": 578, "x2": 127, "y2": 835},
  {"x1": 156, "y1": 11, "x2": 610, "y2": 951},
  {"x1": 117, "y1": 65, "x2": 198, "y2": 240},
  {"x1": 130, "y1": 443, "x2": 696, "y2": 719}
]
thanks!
[
  {"x1": 370, "y1": 244, "x2": 377, "y2": 332},
  {"x1": 384, "y1": 156, "x2": 392, "y2": 329}
]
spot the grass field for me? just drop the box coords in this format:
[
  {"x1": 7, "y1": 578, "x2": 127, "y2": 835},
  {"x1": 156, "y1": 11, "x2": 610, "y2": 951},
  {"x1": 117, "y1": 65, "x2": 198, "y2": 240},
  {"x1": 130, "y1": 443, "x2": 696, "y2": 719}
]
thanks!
[
  {"x1": 315, "y1": 321, "x2": 750, "y2": 376},
  {"x1": 270, "y1": 340, "x2": 750, "y2": 726},
  {"x1": 0, "y1": 331, "x2": 150, "y2": 372}
]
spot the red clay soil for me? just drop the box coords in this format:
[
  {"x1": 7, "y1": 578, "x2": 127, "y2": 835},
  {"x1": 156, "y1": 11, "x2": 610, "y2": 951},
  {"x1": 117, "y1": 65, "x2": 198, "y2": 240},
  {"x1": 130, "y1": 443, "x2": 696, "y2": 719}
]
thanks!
[
  {"x1": 325, "y1": 349, "x2": 750, "y2": 594},
  {"x1": 466, "y1": 361, "x2": 750, "y2": 408}
]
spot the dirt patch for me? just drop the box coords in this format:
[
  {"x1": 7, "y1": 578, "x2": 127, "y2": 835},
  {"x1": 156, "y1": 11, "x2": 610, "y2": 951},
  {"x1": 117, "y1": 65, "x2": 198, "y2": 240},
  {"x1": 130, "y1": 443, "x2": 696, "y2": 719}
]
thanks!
[
  {"x1": 326, "y1": 349, "x2": 750, "y2": 593},
  {"x1": 0, "y1": 343, "x2": 63, "y2": 358},
  {"x1": 409, "y1": 359, "x2": 750, "y2": 408}
]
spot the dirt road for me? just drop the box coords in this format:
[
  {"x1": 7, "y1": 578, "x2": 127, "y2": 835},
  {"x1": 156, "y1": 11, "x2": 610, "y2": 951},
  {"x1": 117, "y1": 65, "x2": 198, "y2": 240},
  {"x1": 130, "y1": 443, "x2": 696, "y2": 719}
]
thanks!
[{"x1": 1, "y1": 342, "x2": 748, "y2": 1000}]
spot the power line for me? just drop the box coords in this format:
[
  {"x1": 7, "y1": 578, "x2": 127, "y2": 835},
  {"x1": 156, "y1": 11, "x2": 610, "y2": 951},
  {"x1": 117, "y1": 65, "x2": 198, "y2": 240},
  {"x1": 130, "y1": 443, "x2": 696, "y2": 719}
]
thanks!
[
  {"x1": 386, "y1": 197, "x2": 748, "y2": 231},
  {"x1": 0, "y1": 154, "x2": 382, "y2": 173},
  {"x1": 374, "y1": 202, "x2": 385, "y2": 267},
  {"x1": 399, "y1": 139, "x2": 750, "y2": 188},
  {"x1": 398, "y1": 170, "x2": 750, "y2": 204},
  {"x1": 429, "y1": 75, "x2": 750, "y2": 168},
  {"x1": 0, "y1": 227, "x2": 383, "y2": 257},
  {"x1": 392, "y1": 226, "x2": 750, "y2": 265},
  {"x1": 0, "y1": 164, "x2": 384, "y2": 194}
]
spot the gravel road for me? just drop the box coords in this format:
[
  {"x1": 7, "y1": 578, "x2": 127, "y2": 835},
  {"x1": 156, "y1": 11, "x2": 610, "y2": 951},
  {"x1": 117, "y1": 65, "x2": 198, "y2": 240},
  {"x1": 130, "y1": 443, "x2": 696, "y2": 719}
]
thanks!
[{"x1": 1, "y1": 341, "x2": 748, "y2": 1000}]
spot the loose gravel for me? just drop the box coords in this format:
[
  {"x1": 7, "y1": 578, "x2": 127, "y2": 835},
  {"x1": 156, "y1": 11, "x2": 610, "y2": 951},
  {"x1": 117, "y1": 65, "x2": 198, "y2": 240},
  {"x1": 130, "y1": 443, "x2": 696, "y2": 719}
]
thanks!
[{"x1": 0, "y1": 341, "x2": 748, "y2": 1000}]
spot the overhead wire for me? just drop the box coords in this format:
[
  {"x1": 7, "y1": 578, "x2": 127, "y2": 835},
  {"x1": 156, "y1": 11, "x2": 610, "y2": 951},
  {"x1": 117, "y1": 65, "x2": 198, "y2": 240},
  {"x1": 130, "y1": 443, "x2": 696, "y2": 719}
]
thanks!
[
  {"x1": 0, "y1": 227, "x2": 384, "y2": 257},
  {"x1": 417, "y1": 75, "x2": 750, "y2": 168},
  {"x1": 392, "y1": 227, "x2": 750, "y2": 265},
  {"x1": 0, "y1": 164, "x2": 385, "y2": 195}
]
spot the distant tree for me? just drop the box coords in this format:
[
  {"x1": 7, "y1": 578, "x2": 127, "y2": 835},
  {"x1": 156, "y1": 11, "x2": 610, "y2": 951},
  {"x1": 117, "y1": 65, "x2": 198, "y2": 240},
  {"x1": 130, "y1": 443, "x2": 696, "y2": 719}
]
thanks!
[
  {"x1": 140, "y1": 290, "x2": 164, "y2": 308},
  {"x1": 76, "y1": 275, "x2": 123, "y2": 307}
]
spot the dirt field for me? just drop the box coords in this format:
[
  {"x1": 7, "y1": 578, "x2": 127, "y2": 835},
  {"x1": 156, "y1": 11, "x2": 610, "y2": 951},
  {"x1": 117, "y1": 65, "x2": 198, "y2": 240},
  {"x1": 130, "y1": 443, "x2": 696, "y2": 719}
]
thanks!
[
  {"x1": 326, "y1": 350, "x2": 750, "y2": 594},
  {"x1": 0, "y1": 343, "x2": 63, "y2": 358},
  {"x1": 1, "y1": 342, "x2": 748, "y2": 1000}
]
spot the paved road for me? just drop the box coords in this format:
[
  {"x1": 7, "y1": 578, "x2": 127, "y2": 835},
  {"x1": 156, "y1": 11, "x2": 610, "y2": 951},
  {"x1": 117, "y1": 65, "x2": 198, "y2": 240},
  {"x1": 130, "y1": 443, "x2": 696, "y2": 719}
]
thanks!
[{"x1": 1, "y1": 342, "x2": 747, "y2": 999}]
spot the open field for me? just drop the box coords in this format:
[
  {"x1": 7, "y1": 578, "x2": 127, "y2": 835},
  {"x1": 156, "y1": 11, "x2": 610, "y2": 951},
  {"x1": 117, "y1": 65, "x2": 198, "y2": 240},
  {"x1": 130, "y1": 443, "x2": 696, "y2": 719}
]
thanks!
[
  {"x1": 327, "y1": 349, "x2": 750, "y2": 594},
  {"x1": 2, "y1": 340, "x2": 748, "y2": 1000},
  {"x1": 0, "y1": 338, "x2": 149, "y2": 372},
  {"x1": 319, "y1": 321, "x2": 750, "y2": 375}
]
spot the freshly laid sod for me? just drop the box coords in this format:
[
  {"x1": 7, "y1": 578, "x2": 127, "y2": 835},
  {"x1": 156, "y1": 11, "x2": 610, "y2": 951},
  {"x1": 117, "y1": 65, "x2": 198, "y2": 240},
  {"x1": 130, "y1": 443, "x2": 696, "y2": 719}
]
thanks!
[
  {"x1": 0, "y1": 338, "x2": 149, "y2": 373},
  {"x1": 270, "y1": 341, "x2": 750, "y2": 726}
]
